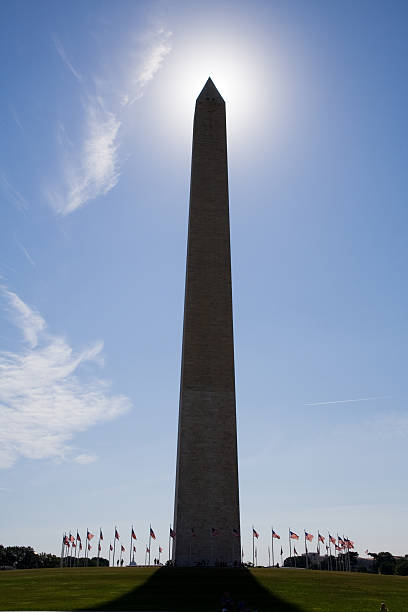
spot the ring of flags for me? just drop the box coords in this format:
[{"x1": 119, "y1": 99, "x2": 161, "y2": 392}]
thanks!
[{"x1": 60, "y1": 525, "x2": 356, "y2": 568}]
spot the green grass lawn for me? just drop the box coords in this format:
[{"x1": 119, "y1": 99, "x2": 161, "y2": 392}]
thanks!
[{"x1": 0, "y1": 567, "x2": 406, "y2": 611}]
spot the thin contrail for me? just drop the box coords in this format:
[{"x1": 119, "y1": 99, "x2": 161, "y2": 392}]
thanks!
[{"x1": 305, "y1": 396, "x2": 390, "y2": 406}]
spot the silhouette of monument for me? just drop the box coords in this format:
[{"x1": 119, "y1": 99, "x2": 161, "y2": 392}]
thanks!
[{"x1": 173, "y1": 78, "x2": 241, "y2": 566}]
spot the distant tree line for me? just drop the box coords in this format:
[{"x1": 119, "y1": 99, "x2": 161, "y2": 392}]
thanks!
[
  {"x1": 282, "y1": 551, "x2": 408, "y2": 575},
  {"x1": 0, "y1": 546, "x2": 109, "y2": 569},
  {"x1": 0, "y1": 546, "x2": 60, "y2": 569},
  {"x1": 371, "y1": 552, "x2": 408, "y2": 576}
]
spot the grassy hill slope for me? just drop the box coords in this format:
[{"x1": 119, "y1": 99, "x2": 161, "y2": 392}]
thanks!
[{"x1": 0, "y1": 566, "x2": 406, "y2": 611}]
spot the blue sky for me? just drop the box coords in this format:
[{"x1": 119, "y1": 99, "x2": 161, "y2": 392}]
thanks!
[{"x1": 1, "y1": 0, "x2": 408, "y2": 565}]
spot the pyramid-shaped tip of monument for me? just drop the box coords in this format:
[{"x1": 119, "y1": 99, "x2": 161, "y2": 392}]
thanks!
[{"x1": 197, "y1": 77, "x2": 224, "y2": 102}]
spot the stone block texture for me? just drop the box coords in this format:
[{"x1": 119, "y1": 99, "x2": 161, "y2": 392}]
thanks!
[{"x1": 173, "y1": 78, "x2": 241, "y2": 566}]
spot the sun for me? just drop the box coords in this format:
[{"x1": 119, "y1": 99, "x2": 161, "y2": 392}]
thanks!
[{"x1": 155, "y1": 28, "x2": 278, "y2": 150}]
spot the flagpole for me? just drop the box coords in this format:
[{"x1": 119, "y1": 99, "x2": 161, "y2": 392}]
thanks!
[
  {"x1": 113, "y1": 527, "x2": 117, "y2": 568},
  {"x1": 304, "y1": 532, "x2": 306, "y2": 569},
  {"x1": 304, "y1": 532, "x2": 308, "y2": 569},
  {"x1": 271, "y1": 527, "x2": 275, "y2": 567},
  {"x1": 288, "y1": 528, "x2": 292, "y2": 567},
  {"x1": 252, "y1": 526, "x2": 255, "y2": 567},
  {"x1": 130, "y1": 526, "x2": 133, "y2": 566},
  {"x1": 60, "y1": 534, "x2": 65, "y2": 568},
  {"x1": 336, "y1": 533, "x2": 340, "y2": 571},
  {"x1": 97, "y1": 529, "x2": 101, "y2": 567},
  {"x1": 120, "y1": 545, "x2": 122, "y2": 567},
  {"x1": 328, "y1": 533, "x2": 332, "y2": 571},
  {"x1": 108, "y1": 543, "x2": 111, "y2": 567},
  {"x1": 344, "y1": 535, "x2": 350, "y2": 572},
  {"x1": 148, "y1": 525, "x2": 152, "y2": 566},
  {"x1": 268, "y1": 546, "x2": 270, "y2": 567}
]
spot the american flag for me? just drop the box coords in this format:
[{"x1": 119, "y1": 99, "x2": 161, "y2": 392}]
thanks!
[
  {"x1": 253, "y1": 528, "x2": 259, "y2": 539},
  {"x1": 98, "y1": 543, "x2": 101, "y2": 552},
  {"x1": 305, "y1": 532, "x2": 313, "y2": 542},
  {"x1": 150, "y1": 527, "x2": 156, "y2": 540},
  {"x1": 146, "y1": 547, "x2": 150, "y2": 553},
  {"x1": 335, "y1": 544, "x2": 341, "y2": 551},
  {"x1": 290, "y1": 531, "x2": 299, "y2": 540},
  {"x1": 329, "y1": 535, "x2": 336, "y2": 545},
  {"x1": 170, "y1": 528, "x2": 176, "y2": 539},
  {"x1": 110, "y1": 544, "x2": 113, "y2": 551},
  {"x1": 272, "y1": 530, "x2": 280, "y2": 539},
  {"x1": 87, "y1": 530, "x2": 94, "y2": 541},
  {"x1": 121, "y1": 545, "x2": 125, "y2": 552},
  {"x1": 79, "y1": 542, "x2": 83, "y2": 551},
  {"x1": 212, "y1": 528, "x2": 219, "y2": 536},
  {"x1": 159, "y1": 546, "x2": 163, "y2": 553},
  {"x1": 69, "y1": 534, "x2": 75, "y2": 543},
  {"x1": 71, "y1": 541, "x2": 76, "y2": 548},
  {"x1": 100, "y1": 529, "x2": 103, "y2": 541},
  {"x1": 338, "y1": 537, "x2": 344, "y2": 547},
  {"x1": 63, "y1": 535, "x2": 69, "y2": 545},
  {"x1": 88, "y1": 544, "x2": 91, "y2": 551},
  {"x1": 76, "y1": 532, "x2": 81, "y2": 542},
  {"x1": 131, "y1": 528, "x2": 137, "y2": 540},
  {"x1": 232, "y1": 528, "x2": 240, "y2": 537},
  {"x1": 318, "y1": 533, "x2": 325, "y2": 543},
  {"x1": 115, "y1": 528, "x2": 120, "y2": 540}
]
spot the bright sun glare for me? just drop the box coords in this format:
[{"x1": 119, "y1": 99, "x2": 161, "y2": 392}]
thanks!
[{"x1": 157, "y1": 31, "x2": 278, "y2": 147}]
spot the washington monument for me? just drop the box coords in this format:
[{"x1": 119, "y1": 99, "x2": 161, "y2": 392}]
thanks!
[{"x1": 173, "y1": 78, "x2": 241, "y2": 566}]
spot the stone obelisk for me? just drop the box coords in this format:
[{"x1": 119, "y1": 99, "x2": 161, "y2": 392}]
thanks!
[{"x1": 173, "y1": 78, "x2": 240, "y2": 566}]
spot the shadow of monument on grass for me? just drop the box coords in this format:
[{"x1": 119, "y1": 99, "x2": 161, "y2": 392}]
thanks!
[{"x1": 87, "y1": 567, "x2": 303, "y2": 612}]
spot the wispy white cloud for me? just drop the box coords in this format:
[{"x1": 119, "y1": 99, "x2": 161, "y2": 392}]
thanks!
[
  {"x1": 0, "y1": 287, "x2": 131, "y2": 469},
  {"x1": 52, "y1": 34, "x2": 82, "y2": 82},
  {"x1": 48, "y1": 98, "x2": 121, "y2": 215},
  {"x1": 122, "y1": 28, "x2": 172, "y2": 105},
  {"x1": 0, "y1": 173, "x2": 28, "y2": 212},
  {"x1": 2, "y1": 287, "x2": 45, "y2": 348},
  {"x1": 48, "y1": 26, "x2": 172, "y2": 215},
  {"x1": 305, "y1": 396, "x2": 390, "y2": 406},
  {"x1": 14, "y1": 237, "x2": 36, "y2": 268},
  {"x1": 74, "y1": 453, "x2": 97, "y2": 464}
]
